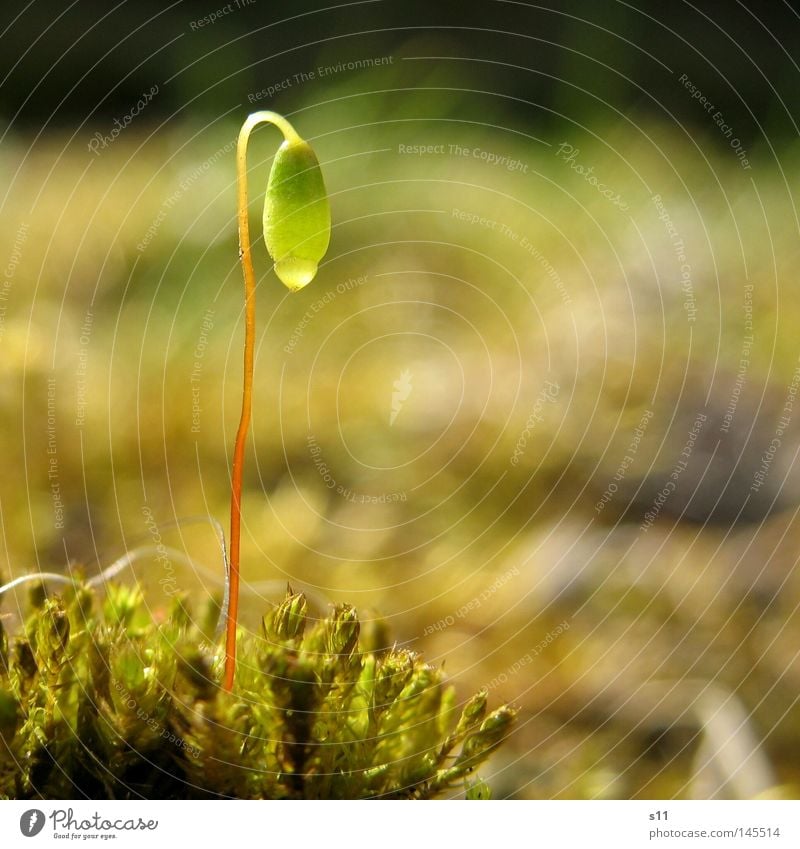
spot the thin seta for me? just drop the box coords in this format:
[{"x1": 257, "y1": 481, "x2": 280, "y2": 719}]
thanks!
[{"x1": 224, "y1": 112, "x2": 331, "y2": 690}]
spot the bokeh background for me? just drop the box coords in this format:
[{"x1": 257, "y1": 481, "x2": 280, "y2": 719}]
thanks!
[{"x1": 2, "y1": 0, "x2": 800, "y2": 798}]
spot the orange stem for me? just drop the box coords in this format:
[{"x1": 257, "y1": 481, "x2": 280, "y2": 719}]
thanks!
[{"x1": 223, "y1": 112, "x2": 300, "y2": 692}]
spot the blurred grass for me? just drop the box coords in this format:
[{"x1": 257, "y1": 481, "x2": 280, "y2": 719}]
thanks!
[{"x1": 1, "y1": 86, "x2": 800, "y2": 797}]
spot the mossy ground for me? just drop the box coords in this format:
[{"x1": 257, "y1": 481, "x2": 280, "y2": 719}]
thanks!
[{"x1": 0, "y1": 582, "x2": 514, "y2": 799}]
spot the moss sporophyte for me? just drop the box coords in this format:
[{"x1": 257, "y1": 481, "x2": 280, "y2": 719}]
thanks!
[{"x1": 225, "y1": 112, "x2": 331, "y2": 691}]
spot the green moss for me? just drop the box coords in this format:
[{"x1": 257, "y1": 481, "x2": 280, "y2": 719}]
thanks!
[{"x1": 0, "y1": 584, "x2": 514, "y2": 799}]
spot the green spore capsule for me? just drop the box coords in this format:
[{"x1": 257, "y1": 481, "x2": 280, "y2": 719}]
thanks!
[{"x1": 263, "y1": 138, "x2": 331, "y2": 291}]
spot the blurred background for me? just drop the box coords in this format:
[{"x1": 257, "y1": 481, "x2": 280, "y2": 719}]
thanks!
[{"x1": 1, "y1": 0, "x2": 800, "y2": 798}]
